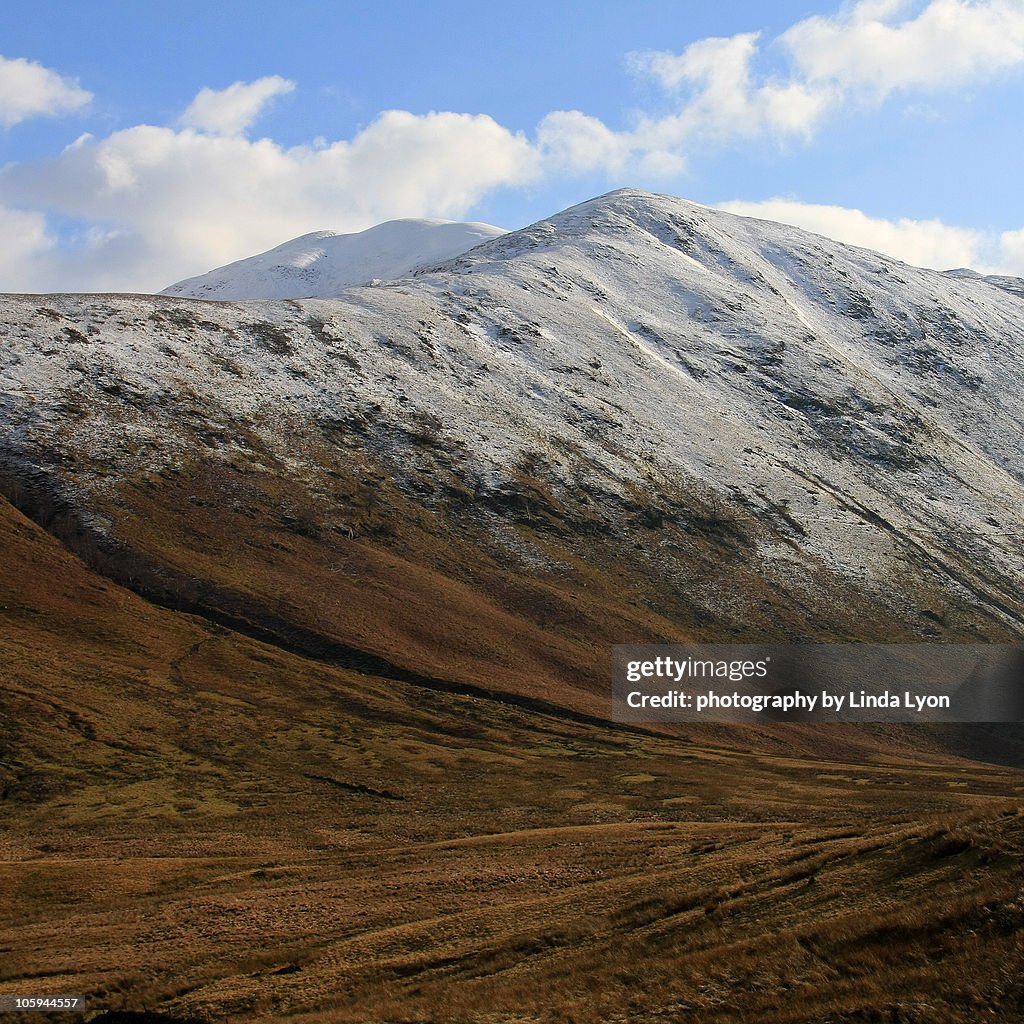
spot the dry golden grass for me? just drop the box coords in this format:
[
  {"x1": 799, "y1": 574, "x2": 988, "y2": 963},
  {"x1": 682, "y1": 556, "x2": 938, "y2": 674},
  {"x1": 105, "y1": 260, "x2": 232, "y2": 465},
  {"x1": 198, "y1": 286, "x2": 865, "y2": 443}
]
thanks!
[{"x1": 1, "y1": 464, "x2": 1022, "y2": 1023}]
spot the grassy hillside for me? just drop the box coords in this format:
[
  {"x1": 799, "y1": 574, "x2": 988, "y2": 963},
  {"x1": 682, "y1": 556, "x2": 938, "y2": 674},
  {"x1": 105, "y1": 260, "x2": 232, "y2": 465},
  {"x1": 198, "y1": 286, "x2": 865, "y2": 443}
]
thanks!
[{"x1": 2, "y1": 494, "x2": 1022, "y2": 1023}]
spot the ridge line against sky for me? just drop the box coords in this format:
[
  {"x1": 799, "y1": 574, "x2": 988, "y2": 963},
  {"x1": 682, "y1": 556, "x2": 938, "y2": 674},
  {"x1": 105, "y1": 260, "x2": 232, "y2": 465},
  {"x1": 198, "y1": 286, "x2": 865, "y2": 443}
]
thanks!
[{"x1": 1, "y1": 0, "x2": 1023, "y2": 292}]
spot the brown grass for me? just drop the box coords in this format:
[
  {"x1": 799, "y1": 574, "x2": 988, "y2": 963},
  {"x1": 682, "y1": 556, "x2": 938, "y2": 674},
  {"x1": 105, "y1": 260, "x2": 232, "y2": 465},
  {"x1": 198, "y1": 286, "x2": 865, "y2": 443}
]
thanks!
[{"x1": 1, "y1": 488, "x2": 1023, "y2": 1023}]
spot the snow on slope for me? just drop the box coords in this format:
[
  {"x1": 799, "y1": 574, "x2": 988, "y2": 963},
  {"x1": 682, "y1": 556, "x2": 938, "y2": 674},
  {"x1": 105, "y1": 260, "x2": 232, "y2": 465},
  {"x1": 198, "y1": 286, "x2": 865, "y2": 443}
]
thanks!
[
  {"x1": 944, "y1": 267, "x2": 1024, "y2": 300},
  {"x1": 3, "y1": 189, "x2": 1024, "y2": 633},
  {"x1": 161, "y1": 219, "x2": 506, "y2": 300}
]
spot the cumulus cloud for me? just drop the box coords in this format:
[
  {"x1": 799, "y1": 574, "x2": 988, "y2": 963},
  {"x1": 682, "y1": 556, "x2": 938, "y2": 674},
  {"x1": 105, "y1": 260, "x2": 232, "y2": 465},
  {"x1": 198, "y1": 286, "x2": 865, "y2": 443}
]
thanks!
[
  {"x1": 589, "y1": 0, "x2": 1024, "y2": 174},
  {"x1": 998, "y1": 227, "x2": 1024, "y2": 272},
  {"x1": 180, "y1": 76, "x2": 295, "y2": 136},
  {"x1": 627, "y1": 32, "x2": 836, "y2": 147},
  {"x1": 654, "y1": 34, "x2": 764, "y2": 136},
  {"x1": 537, "y1": 110, "x2": 635, "y2": 174},
  {"x1": 0, "y1": 105, "x2": 539, "y2": 291},
  {"x1": 781, "y1": 0, "x2": 1024, "y2": 98},
  {"x1": 0, "y1": 206, "x2": 58, "y2": 288},
  {"x1": 0, "y1": 55, "x2": 91, "y2": 128},
  {"x1": 716, "y1": 197, "x2": 1024, "y2": 275}
]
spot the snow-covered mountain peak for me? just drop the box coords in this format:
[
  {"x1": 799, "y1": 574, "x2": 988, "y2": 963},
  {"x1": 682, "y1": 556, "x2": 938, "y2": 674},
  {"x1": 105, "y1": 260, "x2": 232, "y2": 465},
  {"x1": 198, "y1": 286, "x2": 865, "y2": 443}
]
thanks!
[{"x1": 161, "y1": 217, "x2": 506, "y2": 301}]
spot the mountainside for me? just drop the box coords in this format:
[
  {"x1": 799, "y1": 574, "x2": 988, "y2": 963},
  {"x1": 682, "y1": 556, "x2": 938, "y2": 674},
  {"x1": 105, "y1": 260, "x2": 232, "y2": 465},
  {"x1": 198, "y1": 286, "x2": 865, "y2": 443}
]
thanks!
[
  {"x1": 945, "y1": 266, "x2": 1024, "y2": 299},
  {"x1": 161, "y1": 218, "x2": 507, "y2": 300},
  {"x1": 3, "y1": 188, "x2": 1023, "y2": 678},
  {"x1": 2, "y1": 188, "x2": 1023, "y2": 1023}
]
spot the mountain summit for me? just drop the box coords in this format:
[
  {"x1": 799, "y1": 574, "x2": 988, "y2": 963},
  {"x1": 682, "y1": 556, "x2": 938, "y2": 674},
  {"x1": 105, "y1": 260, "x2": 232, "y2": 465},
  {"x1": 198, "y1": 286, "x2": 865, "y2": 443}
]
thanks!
[{"x1": 161, "y1": 217, "x2": 507, "y2": 300}]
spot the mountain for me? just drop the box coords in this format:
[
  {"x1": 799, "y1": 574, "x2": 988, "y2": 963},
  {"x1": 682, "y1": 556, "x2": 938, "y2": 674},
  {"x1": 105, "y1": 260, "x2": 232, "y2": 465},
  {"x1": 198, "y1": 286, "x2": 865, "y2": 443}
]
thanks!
[
  {"x1": 160, "y1": 218, "x2": 507, "y2": 300},
  {"x1": 944, "y1": 265, "x2": 1024, "y2": 299},
  {"x1": 2, "y1": 188, "x2": 1023, "y2": 1023},
  {"x1": 4, "y1": 188, "x2": 1023, "y2": 675}
]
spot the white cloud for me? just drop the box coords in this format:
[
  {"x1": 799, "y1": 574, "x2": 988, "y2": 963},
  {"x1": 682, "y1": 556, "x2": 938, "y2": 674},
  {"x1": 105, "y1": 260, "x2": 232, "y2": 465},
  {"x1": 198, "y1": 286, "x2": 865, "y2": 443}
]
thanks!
[
  {"x1": 180, "y1": 76, "x2": 295, "y2": 136},
  {"x1": 537, "y1": 110, "x2": 635, "y2": 173},
  {"x1": 998, "y1": 227, "x2": 1024, "y2": 272},
  {"x1": 0, "y1": 206, "x2": 58, "y2": 288},
  {"x1": 627, "y1": 32, "x2": 836, "y2": 147},
  {"x1": 0, "y1": 103, "x2": 539, "y2": 291},
  {"x1": 631, "y1": 33, "x2": 764, "y2": 136},
  {"x1": 781, "y1": 0, "x2": 1024, "y2": 98},
  {"x1": 583, "y1": 0, "x2": 1024, "y2": 177},
  {"x1": 715, "y1": 197, "x2": 1024, "y2": 275},
  {"x1": 0, "y1": 55, "x2": 91, "y2": 128}
]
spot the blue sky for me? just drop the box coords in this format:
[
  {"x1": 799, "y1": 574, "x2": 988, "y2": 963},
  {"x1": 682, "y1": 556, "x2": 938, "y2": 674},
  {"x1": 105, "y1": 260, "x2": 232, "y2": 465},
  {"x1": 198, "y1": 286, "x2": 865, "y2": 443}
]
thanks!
[{"x1": 1, "y1": 0, "x2": 1023, "y2": 291}]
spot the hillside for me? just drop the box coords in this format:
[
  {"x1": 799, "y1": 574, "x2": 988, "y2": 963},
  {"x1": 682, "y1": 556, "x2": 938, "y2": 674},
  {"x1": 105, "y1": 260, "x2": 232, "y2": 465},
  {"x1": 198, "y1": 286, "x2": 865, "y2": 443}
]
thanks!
[
  {"x1": 3, "y1": 190, "x2": 1023, "y2": 679},
  {"x1": 1, "y1": 490, "x2": 1022, "y2": 1023},
  {"x1": 1, "y1": 188, "x2": 1023, "y2": 1022}
]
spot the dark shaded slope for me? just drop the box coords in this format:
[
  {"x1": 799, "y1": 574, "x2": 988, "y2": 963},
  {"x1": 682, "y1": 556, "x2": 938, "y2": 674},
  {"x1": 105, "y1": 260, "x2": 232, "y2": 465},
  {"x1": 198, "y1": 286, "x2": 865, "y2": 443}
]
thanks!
[{"x1": 7, "y1": 435, "x2": 1018, "y2": 769}]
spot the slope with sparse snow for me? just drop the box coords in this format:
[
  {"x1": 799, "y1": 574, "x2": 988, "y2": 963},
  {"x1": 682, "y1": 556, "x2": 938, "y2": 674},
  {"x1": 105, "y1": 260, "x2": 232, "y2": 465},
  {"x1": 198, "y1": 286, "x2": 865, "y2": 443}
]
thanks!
[
  {"x1": 2, "y1": 188, "x2": 1023, "y2": 644},
  {"x1": 160, "y1": 218, "x2": 507, "y2": 300}
]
